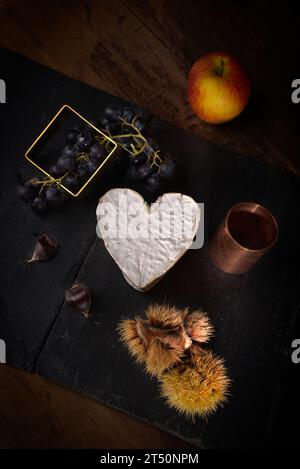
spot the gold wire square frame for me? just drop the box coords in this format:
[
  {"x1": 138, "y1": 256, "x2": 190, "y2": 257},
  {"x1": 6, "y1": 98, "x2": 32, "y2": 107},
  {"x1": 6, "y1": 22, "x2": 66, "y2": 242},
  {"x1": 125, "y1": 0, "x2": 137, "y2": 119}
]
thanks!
[{"x1": 24, "y1": 104, "x2": 118, "y2": 197}]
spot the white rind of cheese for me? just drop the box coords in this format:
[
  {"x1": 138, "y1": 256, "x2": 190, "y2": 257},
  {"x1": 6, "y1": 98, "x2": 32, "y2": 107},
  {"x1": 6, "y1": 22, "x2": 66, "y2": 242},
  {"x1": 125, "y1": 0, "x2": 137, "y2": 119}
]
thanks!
[{"x1": 96, "y1": 189, "x2": 201, "y2": 292}]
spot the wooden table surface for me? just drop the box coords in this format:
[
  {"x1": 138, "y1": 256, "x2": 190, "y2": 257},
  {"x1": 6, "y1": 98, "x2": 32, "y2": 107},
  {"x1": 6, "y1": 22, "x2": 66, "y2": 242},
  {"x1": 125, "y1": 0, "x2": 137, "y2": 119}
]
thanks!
[{"x1": 0, "y1": 0, "x2": 299, "y2": 449}]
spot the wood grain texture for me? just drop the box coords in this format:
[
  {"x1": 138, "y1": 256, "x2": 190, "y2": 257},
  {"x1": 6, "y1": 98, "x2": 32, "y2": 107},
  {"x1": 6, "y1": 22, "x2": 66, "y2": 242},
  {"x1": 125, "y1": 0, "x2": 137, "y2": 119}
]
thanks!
[
  {"x1": 0, "y1": 0, "x2": 299, "y2": 173},
  {"x1": 0, "y1": 366, "x2": 192, "y2": 449}
]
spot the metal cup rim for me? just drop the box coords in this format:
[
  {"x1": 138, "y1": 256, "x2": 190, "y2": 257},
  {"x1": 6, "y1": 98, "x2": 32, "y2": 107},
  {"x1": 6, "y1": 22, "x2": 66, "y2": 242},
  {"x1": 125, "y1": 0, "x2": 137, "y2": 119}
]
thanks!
[{"x1": 224, "y1": 201, "x2": 278, "y2": 253}]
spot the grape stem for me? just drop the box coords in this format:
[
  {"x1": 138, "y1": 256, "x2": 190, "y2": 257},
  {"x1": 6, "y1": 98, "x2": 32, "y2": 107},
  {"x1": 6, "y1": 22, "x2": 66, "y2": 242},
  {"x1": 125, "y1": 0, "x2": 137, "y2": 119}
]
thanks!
[
  {"x1": 76, "y1": 152, "x2": 89, "y2": 162},
  {"x1": 31, "y1": 172, "x2": 69, "y2": 194},
  {"x1": 30, "y1": 152, "x2": 91, "y2": 194},
  {"x1": 29, "y1": 113, "x2": 167, "y2": 199},
  {"x1": 97, "y1": 116, "x2": 167, "y2": 170}
]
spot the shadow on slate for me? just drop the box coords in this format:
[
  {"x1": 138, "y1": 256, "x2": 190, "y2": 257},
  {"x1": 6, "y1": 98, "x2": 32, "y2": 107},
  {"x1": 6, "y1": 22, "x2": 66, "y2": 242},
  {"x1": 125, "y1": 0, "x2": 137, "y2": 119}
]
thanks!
[{"x1": 0, "y1": 48, "x2": 299, "y2": 448}]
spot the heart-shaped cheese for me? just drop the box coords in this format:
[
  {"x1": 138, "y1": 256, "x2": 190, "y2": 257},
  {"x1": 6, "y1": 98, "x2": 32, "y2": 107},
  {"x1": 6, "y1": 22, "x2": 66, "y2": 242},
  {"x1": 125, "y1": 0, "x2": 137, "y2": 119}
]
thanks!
[{"x1": 96, "y1": 189, "x2": 201, "y2": 292}]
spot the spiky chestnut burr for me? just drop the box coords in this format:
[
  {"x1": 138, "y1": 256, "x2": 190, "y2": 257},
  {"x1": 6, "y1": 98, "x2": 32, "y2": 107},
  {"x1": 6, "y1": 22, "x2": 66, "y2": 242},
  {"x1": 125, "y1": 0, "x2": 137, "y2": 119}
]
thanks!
[
  {"x1": 146, "y1": 304, "x2": 186, "y2": 329},
  {"x1": 118, "y1": 314, "x2": 188, "y2": 376},
  {"x1": 118, "y1": 304, "x2": 213, "y2": 376},
  {"x1": 159, "y1": 346, "x2": 230, "y2": 420},
  {"x1": 118, "y1": 318, "x2": 147, "y2": 365},
  {"x1": 184, "y1": 310, "x2": 214, "y2": 343},
  {"x1": 147, "y1": 304, "x2": 213, "y2": 344}
]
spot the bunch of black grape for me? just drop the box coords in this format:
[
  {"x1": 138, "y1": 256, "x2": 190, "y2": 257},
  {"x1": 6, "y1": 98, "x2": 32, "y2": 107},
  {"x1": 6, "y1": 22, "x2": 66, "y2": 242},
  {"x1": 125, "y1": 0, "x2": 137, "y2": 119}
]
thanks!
[
  {"x1": 17, "y1": 126, "x2": 107, "y2": 214},
  {"x1": 100, "y1": 104, "x2": 182, "y2": 198},
  {"x1": 18, "y1": 105, "x2": 182, "y2": 213}
]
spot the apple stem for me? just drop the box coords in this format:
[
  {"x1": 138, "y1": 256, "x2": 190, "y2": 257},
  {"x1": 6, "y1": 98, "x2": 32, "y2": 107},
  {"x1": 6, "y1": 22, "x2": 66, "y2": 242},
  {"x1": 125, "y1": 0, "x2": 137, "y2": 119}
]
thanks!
[{"x1": 215, "y1": 59, "x2": 225, "y2": 77}]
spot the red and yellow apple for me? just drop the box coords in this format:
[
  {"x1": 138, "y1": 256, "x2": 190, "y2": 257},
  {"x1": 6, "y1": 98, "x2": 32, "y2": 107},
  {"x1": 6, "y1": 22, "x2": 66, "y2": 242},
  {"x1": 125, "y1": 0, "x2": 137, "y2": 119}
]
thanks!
[{"x1": 187, "y1": 52, "x2": 251, "y2": 124}]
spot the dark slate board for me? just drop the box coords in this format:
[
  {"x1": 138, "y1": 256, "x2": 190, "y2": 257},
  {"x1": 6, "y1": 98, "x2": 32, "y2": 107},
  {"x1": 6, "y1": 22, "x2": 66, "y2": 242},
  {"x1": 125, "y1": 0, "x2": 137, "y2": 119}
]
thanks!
[{"x1": 0, "y1": 48, "x2": 299, "y2": 448}]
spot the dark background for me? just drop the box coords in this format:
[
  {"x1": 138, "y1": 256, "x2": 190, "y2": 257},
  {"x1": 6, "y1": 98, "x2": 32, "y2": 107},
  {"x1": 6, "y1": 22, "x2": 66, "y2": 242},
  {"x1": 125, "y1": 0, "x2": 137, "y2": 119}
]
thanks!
[{"x1": 0, "y1": 0, "x2": 300, "y2": 449}]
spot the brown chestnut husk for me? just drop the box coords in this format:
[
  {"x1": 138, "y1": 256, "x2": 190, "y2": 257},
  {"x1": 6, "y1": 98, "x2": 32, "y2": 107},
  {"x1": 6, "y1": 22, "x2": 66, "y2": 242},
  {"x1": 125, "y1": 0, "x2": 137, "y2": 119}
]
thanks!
[
  {"x1": 27, "y1": 233, "x2": 59, "y2": 263},
  {"x1": 65, "y1": 283, "x2": 92, "y2": 318}
]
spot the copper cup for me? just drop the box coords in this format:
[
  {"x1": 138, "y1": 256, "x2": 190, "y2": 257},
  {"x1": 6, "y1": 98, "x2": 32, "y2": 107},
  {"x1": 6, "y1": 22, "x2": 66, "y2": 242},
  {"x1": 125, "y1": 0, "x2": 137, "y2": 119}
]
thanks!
[{"x1": 209, "y1": 202, "x2": 278, "y2": 274}]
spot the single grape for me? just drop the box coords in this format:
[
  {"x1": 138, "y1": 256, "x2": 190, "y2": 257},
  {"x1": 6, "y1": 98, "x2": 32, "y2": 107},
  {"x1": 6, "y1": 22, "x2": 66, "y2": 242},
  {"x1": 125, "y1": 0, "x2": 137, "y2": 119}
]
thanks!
[
  {"x1": 73, "y1": 142, "x2": 83, "y2": 153},
  {"x1": 125, "y1": 165, "x2": 139, "y2": 182},
  {"x1": 17, "y1": 183, "x2": 36, "y2": 203},
  {"x1": 66, "y1": 129, "x2": 79, "y2": 145},
  {"x1": 76, "y1": 133, "x2": 85, "y2": 145},
  {"x1": 45, "y1": 187, "x2": 62, "y2": 203},
  {"x1": 104, "y1": 104, "x2": 123, "y2": 122},
  {"x1": 159, "y1": 159, "x2": 180, "y2": 180},
  {"x1": 146, "y1": 173, "x2": 163, "y2": 192},
  {"x1": 87, "y1": 158, "x2": 99, "y2": 174},
  {"x1": 89, "y1": 143, "x2": 105, "y2": 160},
  {"x1": 49, "y1": 164, "x2": 63, "y2": 177},
  {"x1": 63, "y1": 174, "x2": 79, "y2": 190},
  {"x1": 77, "y1": 162, "x2": 89, "y2": 178},
  {"x1": 122, "y1": 109, "x2": 134, "y2": 122},
  {"x1": 62, "y1": 146, "x2": 76, "y2": 158},
  {"x1": 137, "y1": 164, "x2": 153, "y2": 181},
  {"x1": 134, "y1": 118, "x2": 147, "y2": 134},
  {"x1": 76, "y1": 133, "x2": 93, "y2": 151},
  {"x1": 57, "y1": 155, "x2": 76, "y2": 172},
  {"x1": 57, "y1": 187, "x2": 69, "y2": 201},
  {"x1": 99, "y1": 117, "x2": 110, "y2": 126},
  {"x1": 31, "y1": 195, "x2": 48, "y2": 214},
  {"x1": 147, "y1": 137, "x2": 159, "y2": 152}
]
